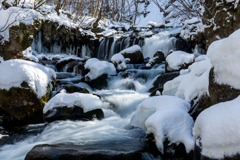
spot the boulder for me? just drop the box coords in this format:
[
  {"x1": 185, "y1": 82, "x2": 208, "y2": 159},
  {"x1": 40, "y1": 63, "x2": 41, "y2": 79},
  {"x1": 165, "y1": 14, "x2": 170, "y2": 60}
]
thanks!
[
  {"x1": 149, "y1": 72, "x2": 180, "y2": 92},
  {"x1": 85, "y1": 74, "x2": 108, "y2": 90},
  {"x1": 0, "y1": 20, "x2": 42, "y2": 60},
  {"x1": 61, "y1": 84, "x2": 89, "y2": 94},
  {"x1": 44, "y1": 106, "x2": 104, "y2": 123},
  {"x1": 0, "y1": 60, "x2": 56, "y2": 125},
  {"x1": 209, "y1": 68, "x2": 240, "y2": 105},
  {"x1": 121, "y1": 50, "x2": 144, "y2": 64},
  {"x1": 153, "y1": 51, "x2": 165, "y2": 62}
]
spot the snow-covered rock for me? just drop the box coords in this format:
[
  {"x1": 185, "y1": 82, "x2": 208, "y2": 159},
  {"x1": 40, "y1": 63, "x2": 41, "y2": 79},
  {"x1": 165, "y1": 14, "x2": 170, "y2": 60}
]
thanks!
[
  {"x1": 84, "y1": 58, "x2": 116, "y2": 80},
  {"x1": 119, "y1": 45, "x2": 144, "y2": 64},
  {"x1": 0, "y1": 59, "x2": 55, "y2": 98},
  {"x1": 163, "y1": 55, "x2": 212, "y2": 102},
  {"x1": 193, "y1": 95, "x2": 240, "y2": 159},
  {"x1": 0, "y1": 59, "x2": 56, "y2": 123},
  {"x1": 131, "y1": 96, "x2": 194, "y2": 153},
  {"x1": 166, "y1": 51, "x2": 194, "y2": 72},
  {"x1": 111, "y1": 53, "x2": 127, "y2": 71},
  {"x1": 207, "y1": 29, "x2": 240, "y2": 89}
]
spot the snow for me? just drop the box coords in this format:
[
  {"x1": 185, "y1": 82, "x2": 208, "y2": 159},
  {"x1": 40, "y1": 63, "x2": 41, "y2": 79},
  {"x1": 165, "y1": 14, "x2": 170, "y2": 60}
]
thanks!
[
  {"x1": 193, "y1": 95, "x2": 240, "y2": 159},
  {"x1": 84, "y1": 58, "x2": 116, "y2": 80},
  {"x1": 56, "y1": 55, "x2": 83, "y2": 63},
  {"x1": 0, "y1": 7, "x2": 42, "y2": 44},
  {"x1": 0, "y1": 56, "x2": 4, "y2": 62},
  {"x1": 166, "y1": 51, "x2": 194, "y2": 70},
  {"x1": 0, "y1": 59, "x2": 56, "y2": 98},
  {"x1": 111, "y1": 53, "x2": 127, "y2": 70},
  {"x1": 207, "y1": 29, "x2": 240, "y2": 89},
  {"x1": 23, "y1": 47, "x2": 39, "y2": 62},
  {"x1": 147, "y1": 21, "x2": 165, "y2": 28},
  {"x1": 163, "y1": 55, "x2": 212, "y2": 102},
  {"x1": 131, "y1": 95, "x2": 194, "y2": 153},
  {"x1": 119, "y1": 45, "x2": 141, "y2": 55},
  {"x1": 43, "y1": 92, "x2": 103, "y2": 114}
]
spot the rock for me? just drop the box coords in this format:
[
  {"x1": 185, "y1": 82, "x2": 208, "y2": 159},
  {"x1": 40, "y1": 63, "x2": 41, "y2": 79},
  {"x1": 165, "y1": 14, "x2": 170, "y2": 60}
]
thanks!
[
  {"x1": 121, "y1": 51, "x2": 144, "y2": 64},
  {"x1": 55, "y1": 59, "x2": 82, "y2": 72},
  {"x1": 85, "y1": 74, "x2": 108, "y2": 90},
  {"x1": 149, "y1": 72, "x2": 180, "y2": 92},
  {"x1": 0, "y1": 81, "x2": 54, "y2": 125},
  {"x1": 61, "y1": 84, "x2": 89, "y2": 94},
  {"x1": 209, "y1": 68, "x2": 240, "y2": 105},
  {"x1": 0, "y1": 20, "x2": 42, "y2": 60},
  {"x1": 44, "y1": 106, "x2": 104, "y2": 123},
  {"x1": 189, "y1": 93, "x2": 212, "y2": 121},
  {"x1": 153, "y1": 51, "x2": 165, "y2": 62},
  {"x1": 149, "y1": 88, "x2": 162, "y2": 97},
  {"x1": 25, "y1": 138, "x2": 159, "y2": 160},
  {"x1": 145, "y1": 133, "x2": 192, "y2": 159}
]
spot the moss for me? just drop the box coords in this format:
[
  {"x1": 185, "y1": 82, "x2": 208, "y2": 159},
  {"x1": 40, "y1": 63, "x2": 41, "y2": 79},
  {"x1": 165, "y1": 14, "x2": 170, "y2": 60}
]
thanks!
[
  {"x1": 0, "y1": 81, "x2": 54, "y2": 124},
  {"x1": 150, "y1": 88, "x2": 163, "y2": 97}
]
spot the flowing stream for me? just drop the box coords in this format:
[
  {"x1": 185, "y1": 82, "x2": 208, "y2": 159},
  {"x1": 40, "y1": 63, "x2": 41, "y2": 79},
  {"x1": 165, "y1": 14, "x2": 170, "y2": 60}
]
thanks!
[{"x1": 0, "y1": 27, "x2": 185, "y2": 160}]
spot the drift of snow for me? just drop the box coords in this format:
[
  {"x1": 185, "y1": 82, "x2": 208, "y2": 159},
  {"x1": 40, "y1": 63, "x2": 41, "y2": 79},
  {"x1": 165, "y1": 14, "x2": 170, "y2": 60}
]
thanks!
[
  {"x1": 193, "y1": 96, "x2": 240, "y2": 159},
  {"x1": 84, "y1": 58, "x2": 116, "y2": 80},
  {"x1": 207, "y1": 29, "x2": 240, "y2": 89},
  {"x1": 0, "y1": 59, "x2": 56, "y2": 98},
  {"x1": 119, "y1": 45, "x2": 141, "y2": 55},
  {"x1": 163, "y1": 55, "x2": 212, "y2": 102},
  {"x1": 111, "y1": 53, "x2": 127, "y2": 70},
  {"x1": 0, "y1": 7, "x2": 42, "y2": 44},
  {"x1": 131, "y1": 95, "x2": 194, "y2": 153},
  {"x1": 43, "y1": 92, "x2": 103, "y2": 114},
  {"x1": 22, "y1": 47, "x2": 39, "y2": 62},
  {"x1": 166, "y1": 51, "x2": 194, "y2": 70}
]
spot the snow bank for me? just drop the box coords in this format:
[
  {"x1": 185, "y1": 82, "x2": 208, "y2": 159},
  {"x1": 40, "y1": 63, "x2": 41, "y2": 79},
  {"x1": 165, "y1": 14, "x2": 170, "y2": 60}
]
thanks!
[
  {"x1": 0, "y1": 7, "x2": 42, "y2": 44},
  {"x1": 147, "y1": 21, "x2": 165, "y2": 28},
  {"x1": 111, "y1": 53, "x2": 127, "y2": 70},
  {"x1": 131, "y1": 96, "x2": 194, "y2": 153},
  {"x1": 207, "y1": 29, "x2": 240, "y2": 89},
  {"x1": 0, "y1": 59, "x2": 56, "y2": 98},
  {"x1": 163, "y1": 55, "x2": 212, "y2": 102},
  {"x1": 193, "y1": 96, "x2": 240, "y2": 159},
  {"x1": 166, "y1": 51, "x2": 194, "y2": 70},
  {"x1": 43, "y1": 92, "x2": 103, "y2": 114},
  {"x1": 119, "y1": 45, "x2": 141, "y2": 55},
  {"x1": 84, "y1": 58, "x2": 116, "y2": 80}
]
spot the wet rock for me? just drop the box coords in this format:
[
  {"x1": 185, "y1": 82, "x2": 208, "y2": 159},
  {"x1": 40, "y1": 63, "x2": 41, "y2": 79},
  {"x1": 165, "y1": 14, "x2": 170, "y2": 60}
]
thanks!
[
  {"x1": 149, "y1": 88, "x2": 162, "y2": 97},
  {"x1": 0, "y1": 81, "x2": 55, "y2": 125},
  {"x1": 44, "y1": 106, "x2": 104, "y2": 123},
  {"x1": 149, "y1": 72, "x2": 180, "y2": 92},
  {"x1": 153, "y1": 51, "x2": 165, "y2": 62},
  {"x1": 209, "y1": 68, "x2": 240, "y2": 105},
  {"x1": 56, "y1": 72, "x2": 76, "y2": 79},
  {"x1": 84, "y1": 74, "x2": 108, "y2": 90},
  {"x1": 25, "y1": 139, "x2": 160, "y2": 160},
  {"x1": 124, "y1": 82, "x2": 136, "y2": 91},
  {"x1": 55, "y1": 59, "x2": 83, "y2": 72},
  {"x1": 121, "y1": 50, "x2": 144, "y2": 64},
  {"x1": 0, "y1": 20, "x2": 42, "y2": 60}
]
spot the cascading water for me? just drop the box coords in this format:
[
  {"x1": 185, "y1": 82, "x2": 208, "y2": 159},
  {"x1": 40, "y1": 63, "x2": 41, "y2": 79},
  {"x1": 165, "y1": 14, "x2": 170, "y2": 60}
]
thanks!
[{"x1": 0, "y1": 27, "x2": 187, "y2": 160}]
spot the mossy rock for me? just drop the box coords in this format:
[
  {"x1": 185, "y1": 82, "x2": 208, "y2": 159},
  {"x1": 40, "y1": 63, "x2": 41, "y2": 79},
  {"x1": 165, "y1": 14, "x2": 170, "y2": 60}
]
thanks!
[
  {"x1": 44, "y1": 106, "x2": 104, "y2": 123},
  {"x1": 0, "y1": 81, "x2": 54, "y2": 125},
  {"x1": 121, "y1": 50, "x2": 144, "y2": 64},
  {"x1": 150, "y1": 88, "x2": 163, "y2": 97},
  {"x1": 209, "y1": 68, "x2": 240, "y2": 105},
  {"x1": 0, "y1": 20, "x2": 42, "y2": 60},
  {"x1": 61, "y1": 84, "x2": 89, "y2": 94}
]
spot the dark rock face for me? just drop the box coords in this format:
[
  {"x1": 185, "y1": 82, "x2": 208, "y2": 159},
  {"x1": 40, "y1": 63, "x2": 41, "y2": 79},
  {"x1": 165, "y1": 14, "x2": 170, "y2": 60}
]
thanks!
[
  {"x1": 149, "y1": 72, "x2": 180, "y2": 92},
  {"x1": 44, "y1": 106, "x2": 104, "y2": 123},
  {"x1": 34, "y1": 20, "x2": 98, "y2": 57},
  {"x1": 121, "y1": 50, "x2": 144, "y2": 64},
  {"x1": 61, "y1": 84, "x2": 89, "y2": 94},
  {"x1": 209, "y1": 68, "x2": 240, "y2": 105},
  {"x1": 0, "y1": 81, "x2": 55, "y2": 125},
  {"x1": 189, "y1": 94, "x2": 212, "y2": 121},
  {"x1": 0, "y1": 20, "x2": 42, "y2": 60}
]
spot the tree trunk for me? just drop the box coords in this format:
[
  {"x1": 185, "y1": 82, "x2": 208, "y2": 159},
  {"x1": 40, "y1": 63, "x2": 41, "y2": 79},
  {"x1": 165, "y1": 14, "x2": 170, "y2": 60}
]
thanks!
[{"x1": 112, "y1": 0, "x2": 115, "y2": 20}]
